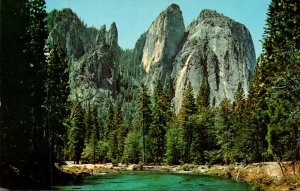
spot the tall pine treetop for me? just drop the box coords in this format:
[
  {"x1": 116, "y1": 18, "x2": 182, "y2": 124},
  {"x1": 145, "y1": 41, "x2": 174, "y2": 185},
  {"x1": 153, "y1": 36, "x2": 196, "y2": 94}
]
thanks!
[
  {"x1": 179, "y1": 81, "x2": 196, "y2": 122},
  {"x1": 196, "y1": 78, "x2": 210, "y2": 113}
]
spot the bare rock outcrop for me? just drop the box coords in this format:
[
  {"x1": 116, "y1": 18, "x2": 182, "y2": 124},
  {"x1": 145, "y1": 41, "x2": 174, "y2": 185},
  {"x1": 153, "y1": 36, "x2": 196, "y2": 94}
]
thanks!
[
  {"x1": 138, "y1": 4, "x2": 185, "y2": 93},
  {"x1": 171, "y1": 9, "x2": 256, "y2": 111}
]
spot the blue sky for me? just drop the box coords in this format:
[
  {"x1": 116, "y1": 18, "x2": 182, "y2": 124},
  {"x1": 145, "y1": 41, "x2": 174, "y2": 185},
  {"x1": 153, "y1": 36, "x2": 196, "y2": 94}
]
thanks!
[{"x1": 46, "y1": 0, "x2": 271, "y2": 57}]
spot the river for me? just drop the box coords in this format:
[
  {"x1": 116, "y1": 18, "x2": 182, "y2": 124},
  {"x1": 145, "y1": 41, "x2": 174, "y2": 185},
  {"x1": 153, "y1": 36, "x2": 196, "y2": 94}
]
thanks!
[{"x1": 55, "y1": 171, "x2": 253, "y2": 190}]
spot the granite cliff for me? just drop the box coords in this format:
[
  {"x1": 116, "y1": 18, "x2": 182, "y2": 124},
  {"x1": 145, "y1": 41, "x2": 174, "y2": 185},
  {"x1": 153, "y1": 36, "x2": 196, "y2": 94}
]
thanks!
[
  {"x1": 137, "y1": 4, "x2": 185, "y2": 93},
  {"x1": 47, "y1": 9, "x2": 119, "y2": 106},
  {"x1": 134, "y1": 6, "x2": 256, "y2": 111},
  {"x1": 47, "y1": 5, "x2": 256, "y2": 112},
  {"x1": 171, "y1": 9, "x2": 256, "y2": 111}
]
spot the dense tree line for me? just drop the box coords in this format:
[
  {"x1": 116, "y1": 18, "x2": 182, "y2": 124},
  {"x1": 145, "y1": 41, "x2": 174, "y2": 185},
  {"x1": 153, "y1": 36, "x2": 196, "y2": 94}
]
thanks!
[{"x1": 63, "y1": 79, "x2": 263, "y2": 165}]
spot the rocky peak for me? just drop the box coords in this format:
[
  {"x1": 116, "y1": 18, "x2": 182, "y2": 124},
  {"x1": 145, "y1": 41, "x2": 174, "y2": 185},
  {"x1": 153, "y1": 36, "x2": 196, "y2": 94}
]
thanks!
[
  {"x1": 106, "y1": 22, "x2": 118, "y2": 49},
  {"x1": 95, "y1": 23, "x2": 118, "y2": 52},
  {"x1": 172, "y1": 9, "x2": 256, "y2": 112},
  {"x1": 137, "y1": 3, "x2": 185, "y2": 93},
  {"x1": 96, "y1": 25, "x2": 106, "y2": 45},
  {"x1": 47, "y1": 9, "x2": 119, "y2": 106},
  {"x1": 164, "y1": 3, "x2": 181, "y2": 14},
  {"x1": 199, "y1": 9, "x2": 225, "y2": 19},
  {"x1": 141, "y1": 3, "x2": 184, "y2": 72}
]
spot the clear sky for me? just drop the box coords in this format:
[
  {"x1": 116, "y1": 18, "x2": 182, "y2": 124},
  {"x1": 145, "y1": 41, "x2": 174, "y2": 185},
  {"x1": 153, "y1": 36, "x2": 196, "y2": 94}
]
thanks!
[{"x1": 46, "y1": 0, "x2": 271, "y2": 57}]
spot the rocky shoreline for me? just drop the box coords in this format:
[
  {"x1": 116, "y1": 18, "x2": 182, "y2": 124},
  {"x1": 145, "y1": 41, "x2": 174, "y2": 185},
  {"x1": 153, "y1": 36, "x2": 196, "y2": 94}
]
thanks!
[{"x1": 58, "y1": 161, "x2": 300, "y2": 191}]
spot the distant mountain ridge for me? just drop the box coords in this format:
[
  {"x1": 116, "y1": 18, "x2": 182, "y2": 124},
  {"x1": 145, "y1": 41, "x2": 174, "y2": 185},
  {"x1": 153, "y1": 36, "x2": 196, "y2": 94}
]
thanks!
[{"x1": 47, "y1": 4, "x2": 256, "y2": 113}]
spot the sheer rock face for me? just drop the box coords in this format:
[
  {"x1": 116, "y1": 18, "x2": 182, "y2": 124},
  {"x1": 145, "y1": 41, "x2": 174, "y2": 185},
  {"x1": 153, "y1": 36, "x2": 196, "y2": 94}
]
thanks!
[
  {"x1": 106, "y1": 22, "x2": 118, "y2": 54},
  {"x1": 47, "y1": 8, "x2": 98, "y2": 60},
  {"x1": 138, "y1": 4, "x2": 185, "y2": 93},
  {"x1": 69, "y1": 23, "x2": 119, "y2": 104},
  {"x1": 48, "y1": 9, "x2": 118, "y2": 104},
  {"x1": 171, "y1": 9, "x2": 256, "y2": 112},
  {"x1": 134, "y1": 6, "x2": 256, "y2": 112}
]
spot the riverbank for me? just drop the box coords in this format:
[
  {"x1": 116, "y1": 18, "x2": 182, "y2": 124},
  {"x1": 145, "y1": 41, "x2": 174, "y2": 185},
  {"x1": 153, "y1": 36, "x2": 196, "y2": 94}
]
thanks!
[{"x1": 58, "y1": 161, "x2": 300, "y2": 191}]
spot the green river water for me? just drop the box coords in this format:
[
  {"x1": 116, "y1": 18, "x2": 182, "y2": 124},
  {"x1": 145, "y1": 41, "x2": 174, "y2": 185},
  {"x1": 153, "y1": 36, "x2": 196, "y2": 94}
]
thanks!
[{"x1": 56, "y1": 171, "x2": 254, "y2": 190}]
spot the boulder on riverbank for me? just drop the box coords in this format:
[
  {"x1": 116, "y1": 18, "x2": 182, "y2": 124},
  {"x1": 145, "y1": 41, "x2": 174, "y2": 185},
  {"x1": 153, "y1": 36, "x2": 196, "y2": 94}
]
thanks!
[{"x1": 127, "y1": 164, "x2": 143, "y2": 171}]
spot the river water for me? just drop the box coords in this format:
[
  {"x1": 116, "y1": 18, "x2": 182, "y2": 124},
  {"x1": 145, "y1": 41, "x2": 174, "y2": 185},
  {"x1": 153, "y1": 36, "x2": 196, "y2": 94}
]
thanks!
[{"x1": 56, "y1": 171, "x2": 253, "y2": 190}]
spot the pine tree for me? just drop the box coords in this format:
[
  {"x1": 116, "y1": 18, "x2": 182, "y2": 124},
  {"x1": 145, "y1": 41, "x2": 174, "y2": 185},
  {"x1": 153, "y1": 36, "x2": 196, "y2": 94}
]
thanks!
[
  {"x1": 149, "y1": 80, "x2": 171, "y2": 163},
  {"x1": 136, "y1": 83, "x2": 152, "y2": 163},
  {"x1": 44, "y1": 44, "x2": 69, "y2": 163},
  {"x1": 67, "y1": 104, "x2": 85, "y2": 164},
  {"x1": 267, "y1": 69, "x2": 300, "y2": 161},
  {"x1": 81, "y1": 107, "x2": 99, "y2": 164},
  {"x1": 214, "y1": 97, "x2": 235, "y2": 163},
  {"x1": 178, "y1": 81, "x2": 196, "y2": 163},
  {"x1": 25, "y1": 0, "x2": 48, "y2": 153},
  {"x1": 190, "y1": 79, "x2": 212, "y2": 163},
  {"x1": 91, "y1": 108, "x2": 99, "y2": 164},
  {"x1": 84, "y1": 103, "x2": 93, "y2": 142},
  {"x1": 165, "y1": 119, "x2": 185, "y2": 165},
  {"x1": 248, "y1": 0, "x2": 300, "y2": 162},
  {"x1": 233, "y1": 83, "x2": 244, "y2": 113},
  {"x1": 117, "y1": 122, "x2": 129, "y2": 162},
  {"x1": 122, "y1": 130, "x2": 141, "y2": 164},
  {"x1": 113, "y1": 101, "x2": 124, "y2": 160},
  {"x1": 105, "y1": 103, "x2": 114, "y2": 141},
  {"x1": 196, "y1": 78, "x2": 210, "y2": 113},
  {"x1": 108, "y1": 101, "x2": 123, "y2": 161},
  {"x1": 247, "y1": 61, "x2": 269, "y2": 162},
  {"x1": 232, "y1": 83, "x2": 255, "y2": 162},
  {"x1": 264, "y1": 0, "x2": 300, "y2": 162}
]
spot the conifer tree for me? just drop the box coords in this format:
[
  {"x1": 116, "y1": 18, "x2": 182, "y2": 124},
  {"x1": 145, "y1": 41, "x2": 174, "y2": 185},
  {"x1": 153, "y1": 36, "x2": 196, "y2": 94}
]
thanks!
[
  {"x1": 91, "y1": 108, "x2": 99, "y2": 164},
  {"x1": 81, "y1": 107, "x2": 100, "y2": 164},
  {"x1": 136, "y1": 83, "x2": 151, "y2": 163},
  {"x1": 233, "y1": 83, "x2": 244, "y2": 113},
  {"x1": 248, "y1": 0, "x2": 300, "y2": 162},
  {"x1": 264, "y1": 0, "x2": 300, "y2": 162},
  {"x1": 117, "y1": 122, "x2": 129, "y2": 161},
  {"x1": 44, "y1": 44, "x2": 69, "y2": 163},
  {"x1": 214, "y1": 97, "x2": 235, "y2": 163},
  {"x1": 67, "y1": 104, "x2": 85, "y2": 164},
  {"x1": 84, "y1": 103, "x2": 93, "y2": 142},
  {"x1": 149, "y1": 80, "x2": 171, "y2": 163},
  {"x1": 247, "y1": 61, "x2": 269, "y2": 161},
  {"x1": 122, "y1": 130, "x2": 141, "y2": 164},
  {"x1": 165, "y1": 119, "x2": 185, "y2": 164},
  {"x1": 25, "y1": 0, "x2": 48, "y2": 151},
  {"x1": 108, "y1": 101, "x2": 123, "y2": 161},
  {"x1": 190, "y1": 78, "x2": 212, "y2": 163},
  {"x1": 178, "y1": 81, "x2": 196, "y2": 163},
  {"x1": 232, "y1": 83, "x2": 255, "y2": 162},
  {"x1": 1, "y1": 0, "x2": 53, "y2": 187},
  {"x1": 105, "y1": 103, "x2": 114, "y2": 141},
  {"x1": 189, "y1": 112, "x2": 213, "y2": 164},
  {"x1": 196, "y1": 78, "x2": 210, "y2": 113}
]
